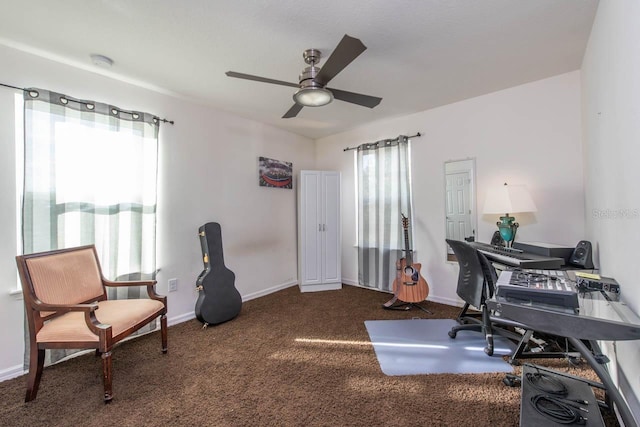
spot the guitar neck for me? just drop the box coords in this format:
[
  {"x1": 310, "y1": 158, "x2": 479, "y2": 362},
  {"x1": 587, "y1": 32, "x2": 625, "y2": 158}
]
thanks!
[{"x1": 404, "y1": 227, "x2": 412, "y2": 266}]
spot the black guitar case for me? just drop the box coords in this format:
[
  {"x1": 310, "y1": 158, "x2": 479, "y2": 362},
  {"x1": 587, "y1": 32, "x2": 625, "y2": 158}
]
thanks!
[{"x1": 195, "y1": 222, "x2": 242, "y2": 325}]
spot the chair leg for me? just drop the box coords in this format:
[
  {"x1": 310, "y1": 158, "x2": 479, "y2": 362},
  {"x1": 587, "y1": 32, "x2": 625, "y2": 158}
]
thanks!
[
  {"x1": 455, "y1": 303, "x2": 471, "y2": 323},
  {"x1": 455, "y1": 303, "x2": 483, "y2": 326},
  {"x1": 101, "y1": 351, "x2": 113, "y2": 403},
  {"x1": 25, "y1": 347, "x2": 45, "y2": 402},
  {"x1": 482, "y1": 306, "x2": 494, "y2": 356},
  {"x1": 160, "y1": 314, "x2": 168, "y2": 354}
]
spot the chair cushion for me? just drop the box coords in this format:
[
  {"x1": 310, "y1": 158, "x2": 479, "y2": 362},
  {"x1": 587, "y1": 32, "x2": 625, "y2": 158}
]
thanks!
[{"x1": 37, "y1": 299, "x2": 165, "y2": 343}]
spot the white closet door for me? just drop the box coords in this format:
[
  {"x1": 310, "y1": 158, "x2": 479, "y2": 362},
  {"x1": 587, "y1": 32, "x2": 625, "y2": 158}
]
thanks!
[
  {"x1": 321, "y1": 171, "x2": 341, "y2": 283},
  {"x1": 300, "y1": 171, "x2": 322, "y2": 285}
]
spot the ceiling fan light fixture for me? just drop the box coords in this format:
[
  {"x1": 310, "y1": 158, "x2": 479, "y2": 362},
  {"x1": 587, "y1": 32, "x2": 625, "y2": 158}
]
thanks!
[{"x1": 293, "y1": 87, "x2": 333, "y2": 107}]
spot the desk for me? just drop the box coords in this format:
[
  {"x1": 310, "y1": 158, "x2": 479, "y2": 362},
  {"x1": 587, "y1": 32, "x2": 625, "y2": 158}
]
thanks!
[{"x1": 487, "y1": 272, "x2": 640, "y2": 427}]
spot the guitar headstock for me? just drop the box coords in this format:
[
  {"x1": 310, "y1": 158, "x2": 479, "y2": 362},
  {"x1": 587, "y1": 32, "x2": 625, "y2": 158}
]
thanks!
[{"x1": 401, "y1": 213, "x2": 409, "y2": 230}]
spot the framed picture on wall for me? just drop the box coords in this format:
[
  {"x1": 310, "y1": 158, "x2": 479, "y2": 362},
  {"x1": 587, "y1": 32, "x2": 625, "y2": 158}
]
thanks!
[{"x1": 259, "y1": 157, "x2": 293, "y2": 189}]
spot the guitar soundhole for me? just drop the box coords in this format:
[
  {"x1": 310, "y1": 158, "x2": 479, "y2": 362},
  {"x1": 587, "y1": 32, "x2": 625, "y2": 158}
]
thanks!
[{"x1": 403, "y1": 266, "x2": 419, "y2": 283}]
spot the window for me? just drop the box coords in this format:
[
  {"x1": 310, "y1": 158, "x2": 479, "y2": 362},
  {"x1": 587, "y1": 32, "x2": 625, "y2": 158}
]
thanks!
[
  {"x1": 355, "y1": 135, "x2": 413, "y2": 290},
  {"x1": 22, "y1": 88, "x2": 159, "y2": 281}
]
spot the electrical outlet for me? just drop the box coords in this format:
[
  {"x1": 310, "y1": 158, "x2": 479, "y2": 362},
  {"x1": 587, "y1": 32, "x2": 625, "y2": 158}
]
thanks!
[{"x1": 168, "y1": 278, "x2": 178, "y2": 292}]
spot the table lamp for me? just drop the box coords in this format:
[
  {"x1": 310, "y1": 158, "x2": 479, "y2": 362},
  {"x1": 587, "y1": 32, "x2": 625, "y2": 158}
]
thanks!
[{"x1": 482, "y1": 183, "x2": 536, "y2": 247}]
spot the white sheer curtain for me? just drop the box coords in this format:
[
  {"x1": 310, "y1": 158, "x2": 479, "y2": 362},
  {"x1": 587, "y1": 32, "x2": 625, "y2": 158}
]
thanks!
[
  {"x1": 356, "y1": 135, "x2": 413, "y2": 291},
  {"x1": 22, "y1": 88, "x2": 160, "y2": 366}
]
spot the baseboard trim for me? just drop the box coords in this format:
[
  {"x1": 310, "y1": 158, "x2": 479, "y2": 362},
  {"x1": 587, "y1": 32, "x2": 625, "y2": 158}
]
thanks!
[
  {"x1": 167, "y1": 280, "x2": 298, "y2": 326},
  {"x1": 170, "y1": 279, "x2": 460, "y2": 326},
  {"x1": 167, "y1": 312, "x2": 196, "y2": 326},
  {"x1": 428, "y1": 295, "x2": 463, "y2": 307},
  {"x1": 242, "y1": 280, "x2": 298, "y2": 301},
  {"x1": 299, "y1": 282, "x2": 342, "y2": 292},
  {"x1": 0, "y1": 364, "x2": 25, "y2": 382},
  {"x1": 342, "y1": 279, "x2": 462, "y2": 307}
]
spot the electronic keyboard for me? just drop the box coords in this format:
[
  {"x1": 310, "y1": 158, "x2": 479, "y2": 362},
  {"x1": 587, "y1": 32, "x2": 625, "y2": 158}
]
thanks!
[{"x1": 470, "y1": 242, "x2": 565, "y2": 269}]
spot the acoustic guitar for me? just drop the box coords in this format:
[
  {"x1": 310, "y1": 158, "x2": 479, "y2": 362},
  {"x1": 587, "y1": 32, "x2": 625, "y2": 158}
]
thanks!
[
  {"x1": 195, "y1": 222, "x2": 242, "y2": 326},
  {"x1": 391, "y1": 214, "x2": 429, "y2": 303}
]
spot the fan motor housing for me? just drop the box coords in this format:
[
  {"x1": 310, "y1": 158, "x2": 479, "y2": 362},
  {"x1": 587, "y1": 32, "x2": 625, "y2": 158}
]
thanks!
[
  {"x1": 299, "y1": 49, "x2": 324, "y2": 89},
  {"x1": 299, "y1": 66, "x2": 323, "y2": 89}
]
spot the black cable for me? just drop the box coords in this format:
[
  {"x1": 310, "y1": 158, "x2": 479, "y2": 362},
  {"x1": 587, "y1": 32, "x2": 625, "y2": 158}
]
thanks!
[
  {"x1": 530, "y1": 394, "x2": 587, "y2": 425},
  {"x1": 525, "y1": 371, "x2": 569, "y2": 396}
]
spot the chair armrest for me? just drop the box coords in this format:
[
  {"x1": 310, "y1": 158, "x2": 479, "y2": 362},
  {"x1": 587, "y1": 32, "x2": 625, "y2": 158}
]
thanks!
[
  {"x1": 103, "y1": 279, "x2": 166, "y2": 304},
  {"x1": 32, "y1": 300, "x2": 110, "y2": 337},
  {"x1": 31, "y1": 300, "x2": 99, "y2": 314},
  {"x1": 103, "y1": 278, "x2": 156, "y2": 287}
]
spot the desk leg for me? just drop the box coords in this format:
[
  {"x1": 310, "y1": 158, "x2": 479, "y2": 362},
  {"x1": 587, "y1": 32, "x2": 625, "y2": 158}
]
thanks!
[
  {"x1": 509, "y1": 329, "x2": 533, "y2": 364},
  {"x1": 568, "y1": 337, "x2": 636, "y2": 427}
]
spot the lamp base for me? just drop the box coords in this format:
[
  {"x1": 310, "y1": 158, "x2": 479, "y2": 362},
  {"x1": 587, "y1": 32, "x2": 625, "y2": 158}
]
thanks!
[{"x1": 496, "y1": 215, "x2": 519, "y2": 248}]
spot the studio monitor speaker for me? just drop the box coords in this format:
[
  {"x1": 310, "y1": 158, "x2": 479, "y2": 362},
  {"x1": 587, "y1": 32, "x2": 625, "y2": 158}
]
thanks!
[{"x1": 569, "y1": 240, "x2": 594, "y2": 269}]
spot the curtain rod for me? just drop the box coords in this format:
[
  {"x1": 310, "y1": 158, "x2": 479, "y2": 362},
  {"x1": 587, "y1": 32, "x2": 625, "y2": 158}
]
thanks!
[
  {"x1": 343, "y1": 132, "x2": 422, "y2": 152},
  {"x1": 0, "y1": 82, "x2": 174, "y2": 125}
]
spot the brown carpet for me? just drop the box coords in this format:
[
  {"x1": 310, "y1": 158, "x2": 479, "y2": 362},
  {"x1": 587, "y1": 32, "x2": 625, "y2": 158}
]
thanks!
[{"x1": 0, "y1": 285, "x2": 619, "y2": 426}]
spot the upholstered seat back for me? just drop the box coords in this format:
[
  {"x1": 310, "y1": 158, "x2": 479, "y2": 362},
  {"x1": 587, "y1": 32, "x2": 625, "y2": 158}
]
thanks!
[{"x1": 25, "y1": 247, "x2": 105, "y2": 310}]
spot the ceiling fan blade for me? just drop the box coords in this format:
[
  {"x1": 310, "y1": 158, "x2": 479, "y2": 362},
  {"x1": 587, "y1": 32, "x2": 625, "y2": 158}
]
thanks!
[
  {"x1": 314, "y1": 35, "x2": 367, "y2": 86},
  {"x1": 328, "y1": 88, "x2": 382, "y2": 108},
  {"x1": 282, "y1": 103, "x2": 304, "y2": 119},
  {"x1": 226, "y1": 71, "x2": 299, "y2": 88}
]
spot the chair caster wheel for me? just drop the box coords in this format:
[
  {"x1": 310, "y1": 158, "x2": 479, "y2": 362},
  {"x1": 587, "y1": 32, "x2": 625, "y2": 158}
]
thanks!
[
  {"x1": 448, "y1": 330, "x2": 457, "y2": 338},
  {"x1": 502, "y1": 374, "x2": 520, "y2": 387},
  {"x1": 567, "y1": 356, "x2": 582, "y2": 366}
]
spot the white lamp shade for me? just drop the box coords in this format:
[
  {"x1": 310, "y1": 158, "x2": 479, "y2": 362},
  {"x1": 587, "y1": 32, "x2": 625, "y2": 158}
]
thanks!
[{"x1": 482, "y1": 184, "x2": 537, "y2": 214}]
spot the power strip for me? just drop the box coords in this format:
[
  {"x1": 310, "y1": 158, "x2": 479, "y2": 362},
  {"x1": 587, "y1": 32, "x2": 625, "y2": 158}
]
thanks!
[{"x1": 576, "y1": 276, "x2": 620, "y2": 294}]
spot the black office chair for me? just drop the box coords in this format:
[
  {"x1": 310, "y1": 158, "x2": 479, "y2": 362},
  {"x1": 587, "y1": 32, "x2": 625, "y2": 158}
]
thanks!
[
  {"x1": 446, "y1": 239, "x2": 500, "y2": 355},
  {"x1": 446, "y1": 239, "x2": 582, "y2": 365}
]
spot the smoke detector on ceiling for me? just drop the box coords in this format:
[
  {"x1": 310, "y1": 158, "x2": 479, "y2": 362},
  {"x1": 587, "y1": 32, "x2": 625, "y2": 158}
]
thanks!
[{"x1": 90, "y1": 54, "x2": 113, "y2": 68}]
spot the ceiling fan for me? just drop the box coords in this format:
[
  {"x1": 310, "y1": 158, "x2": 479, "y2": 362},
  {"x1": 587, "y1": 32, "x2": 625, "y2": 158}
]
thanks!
[{"x1": 226, "y1": 34, "x2": 382, "y2": 118}]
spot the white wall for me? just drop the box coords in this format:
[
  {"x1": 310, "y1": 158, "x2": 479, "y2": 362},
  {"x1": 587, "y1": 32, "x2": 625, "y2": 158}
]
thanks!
[
  {"x1": 0, "y1": 84, "x2": 24, "y2": 383},
  {"x1": 0, "y1": 45, "x2": 315, "y2": 380},
  {"x1": 316, "y1": 71, "x2": 585, "y2": 306},
  {"x1": 582, "y1": 0, "x2": 640, "y2": 418}
]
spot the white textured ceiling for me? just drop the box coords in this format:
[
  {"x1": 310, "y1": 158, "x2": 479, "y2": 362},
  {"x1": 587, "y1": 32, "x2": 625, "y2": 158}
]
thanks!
[{"x1": 0, "y1": 0, "x2": 598, "y2": 139}]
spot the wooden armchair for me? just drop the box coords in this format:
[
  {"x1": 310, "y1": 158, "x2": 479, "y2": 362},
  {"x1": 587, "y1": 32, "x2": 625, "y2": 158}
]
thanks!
[{"x1": 16, "y1": 245, "x2": 167, "y2": 403}]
